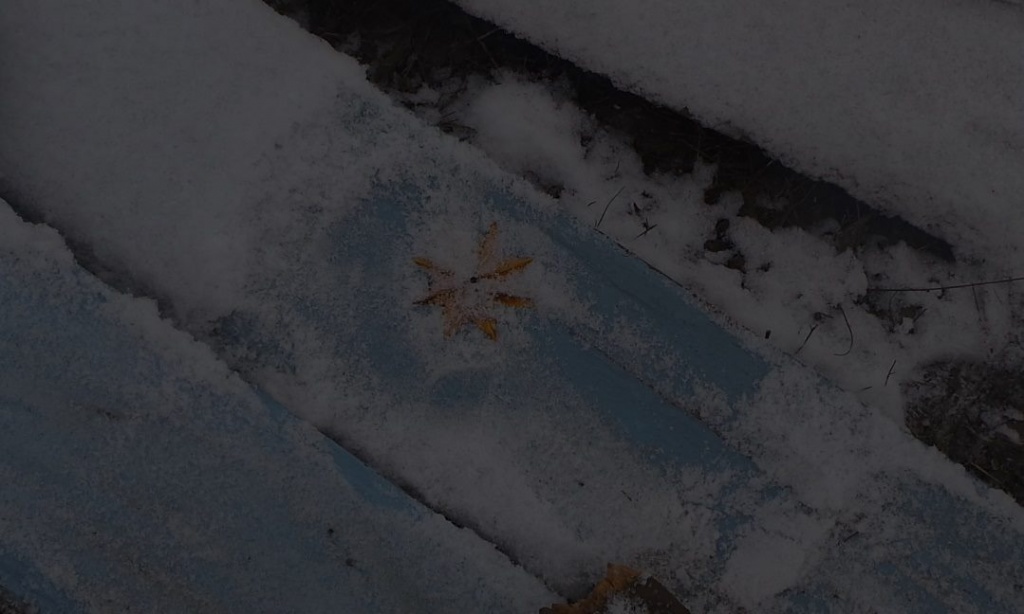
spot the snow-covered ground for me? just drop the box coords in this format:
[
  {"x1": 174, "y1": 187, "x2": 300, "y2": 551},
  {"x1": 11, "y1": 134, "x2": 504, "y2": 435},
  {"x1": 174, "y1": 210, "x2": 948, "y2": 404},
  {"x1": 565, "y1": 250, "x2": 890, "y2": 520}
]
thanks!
[
  {"x1": 453, "y1": 0, "x2": 1024, "y2": 273},
  {"x1": 309, "y1": 0, "x2": 1024, "y2": 440},
  {"x1": 421, "y1": 70, "x2": 1024, "y2": 421},
  {"x1": 3, "y1": 0, "x2": 1024, "y2": 611},
  {"x1": 0, "y1": 198, "x2": 554, "y2": 613}
]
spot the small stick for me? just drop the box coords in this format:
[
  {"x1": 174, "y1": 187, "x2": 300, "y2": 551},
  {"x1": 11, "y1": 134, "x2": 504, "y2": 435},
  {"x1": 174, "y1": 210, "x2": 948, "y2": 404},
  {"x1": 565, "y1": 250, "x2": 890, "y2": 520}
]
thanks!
[
  {"x1": 634, "y1": 223, "x2": 658, "y2": 239},
  {"x1": 608, "y1": 160, "x2": 621, "y2": 179},
  {"x1": 834, "y1": 305, "x2": 854, "y2": 357},
  {"x1": 476, "y1": 28, "x2": 499, "y2": 42},
  {"x1": 464, "y1": 16, "x2": 500, "y2": 69},
  {"x1": 969, "y1": 462, "x2": 1002, "y2": 486},
  {"x1": 795, "y1": 324, "x2": 819, "y2": 355},
  {"x1": 884, "y1": 359, "x2": 897, "y2": 386},
  {"x1": 867, "y1": 275, "x2": 1024, "y2": 293},
  {"x1": 596, "y1": 185, "x2": 625, "y2": 229}
]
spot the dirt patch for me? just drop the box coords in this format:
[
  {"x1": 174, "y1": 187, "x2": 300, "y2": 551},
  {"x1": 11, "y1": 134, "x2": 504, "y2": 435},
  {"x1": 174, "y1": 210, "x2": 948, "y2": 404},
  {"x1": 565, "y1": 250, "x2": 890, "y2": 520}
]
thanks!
[{"x1": 904, "y1": 359, "x2": 1024, "y2": 505}]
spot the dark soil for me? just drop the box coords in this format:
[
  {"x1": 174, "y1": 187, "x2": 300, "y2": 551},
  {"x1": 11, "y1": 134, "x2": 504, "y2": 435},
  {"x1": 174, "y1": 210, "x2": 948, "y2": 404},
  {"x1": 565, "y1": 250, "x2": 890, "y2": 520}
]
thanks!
[
  {"x1": 904, "y1": 359, "x2": 1024, "y2": 505},
  {"x1": 0, "y1": 586, "x2": 34, "y2": 614}
]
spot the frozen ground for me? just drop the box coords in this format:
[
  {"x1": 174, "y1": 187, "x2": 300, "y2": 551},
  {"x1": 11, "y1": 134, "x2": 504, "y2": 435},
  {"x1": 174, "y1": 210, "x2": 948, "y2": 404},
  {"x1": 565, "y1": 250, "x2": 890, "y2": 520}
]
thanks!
[{"x1": 3, "y1": 0, "x2": 1024, "y2": 611}]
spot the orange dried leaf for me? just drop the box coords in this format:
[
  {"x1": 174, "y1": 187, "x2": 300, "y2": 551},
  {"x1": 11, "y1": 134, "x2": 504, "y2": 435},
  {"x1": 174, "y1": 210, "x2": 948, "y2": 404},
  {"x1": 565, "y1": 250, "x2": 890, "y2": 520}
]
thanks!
[
  {"x1": 492, "y1": 293, "x2": 534, "y2": 308},
  {"x1": 481, "y1": 257, "x2": 533, "y2": 280},
  {"x1": 415, "y1": 288, "x2": 457, "y2": 306},
  {"x1": 415, "y1": 222, "x2": 533, "y2": 342},
  {"x1": 542, "y1": 565, "x2": 644, "y2": 614},
  {"x1": 413, "y1": 257, "x2": 454, "y2": 280},
  {"x1": 473, "y1": 317, "x2": 499, "y2": 341},
  {"x1": 476, "y1": 222, "x2": 499, "y2": 271}
]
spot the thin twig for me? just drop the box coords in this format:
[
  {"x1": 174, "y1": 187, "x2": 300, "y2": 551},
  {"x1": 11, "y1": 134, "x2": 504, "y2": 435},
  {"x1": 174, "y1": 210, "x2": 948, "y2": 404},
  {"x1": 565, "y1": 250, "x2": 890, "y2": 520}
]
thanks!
[
  {"x1": 795, "y1": 324, "x2": 819, "y2": 355},
  {"x1": 608, "y1": 160, "x2": 621, "y2": 180},
  {"x1": 884, "y1": 359, "x2": 897, "y2": 386},
  {"x1": 595, "y1": 185, "x2": 625, "y2": 229},
  {"x1": 835, "y1": 305, "x2": 854, "y2": 357},
  {"x1": 634, "y1": 224, "x2": 658, "y2": 239},
  {"x1": 867, "y1": 275, "x2": 1024, "y2": 293},
  {"x1": 476, "y1": 28, "x2": 499, "y2": 42},
  {"x1": 464, "y1": 16, "x2": 499, "y2": 69},
  {"x1": 969, "y1": 462, "x2": 1002, "y2": 486}
]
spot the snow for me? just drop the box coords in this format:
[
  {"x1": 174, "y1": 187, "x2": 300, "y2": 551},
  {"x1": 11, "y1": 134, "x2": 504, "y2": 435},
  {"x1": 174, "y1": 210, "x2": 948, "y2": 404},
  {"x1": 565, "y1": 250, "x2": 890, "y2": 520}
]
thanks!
[
  {"x1": 453, "y1": 0, "x2": 1024, "y2": 272},
  {"x1": 2, "y1": 0, "x2": 1024, "y2": 611},
  {"x1": 439, "y1": 68, "x2": 1023, "y2": 429},
  {"x1": 464, "y1": 77, "x2": 593, "y2": 194},
  {"x1": 0, "y1": 198, "x2": 555, "y2": 612},
  {"x1": 0, "y1": 0, "x2": 359, "y2": 321},
  {"x1": 721, "y1": 526, "x2": 810, "y2": 609}
]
